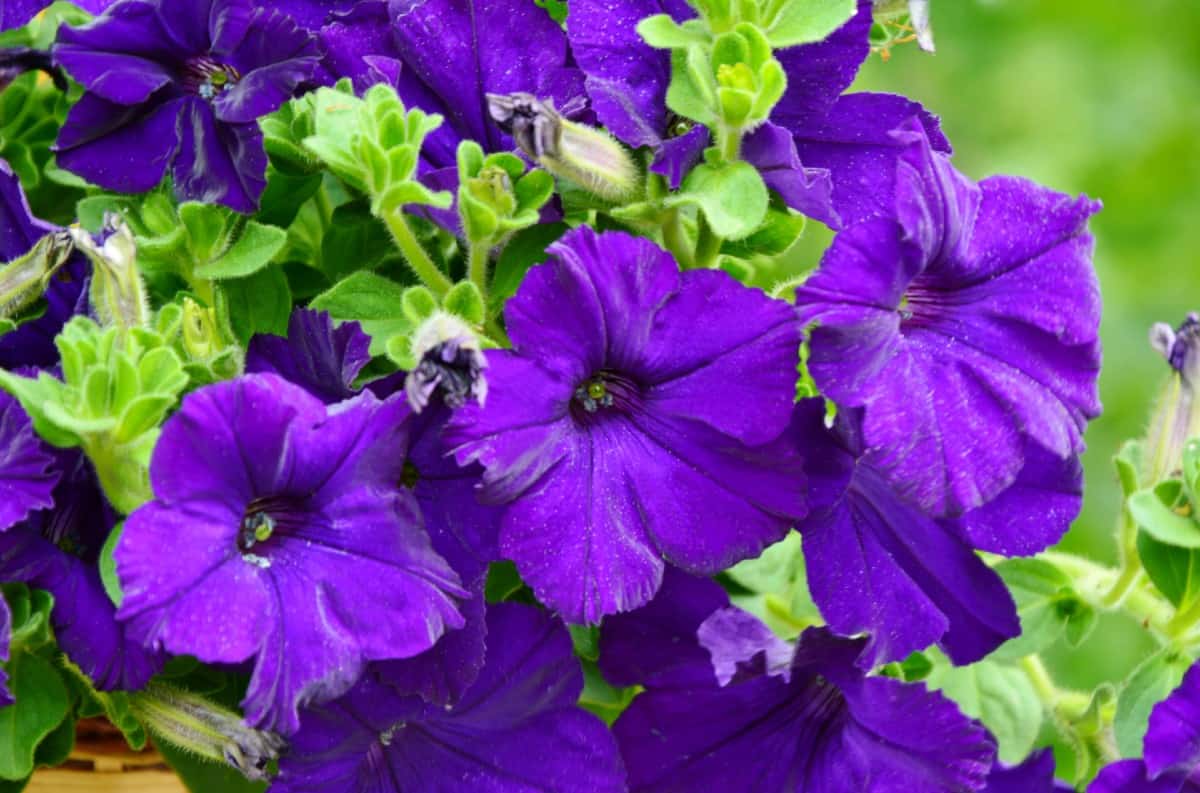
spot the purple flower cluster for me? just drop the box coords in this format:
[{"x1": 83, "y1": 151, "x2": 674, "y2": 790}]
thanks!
[{"x1": 0, "y1": 0, "x2": 1108, "y2": 789}]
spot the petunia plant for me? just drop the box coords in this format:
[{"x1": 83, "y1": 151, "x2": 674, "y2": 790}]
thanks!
[{"x1": 0, "y1": 0, "x2": 1193, "y2": 791}]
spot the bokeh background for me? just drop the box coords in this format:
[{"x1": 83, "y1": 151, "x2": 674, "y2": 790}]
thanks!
[{"x1": 851, "y1": 0, "x2": 1200, "y2": 689}]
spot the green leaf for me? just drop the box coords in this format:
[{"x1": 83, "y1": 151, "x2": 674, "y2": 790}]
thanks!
[
  {"x1": 255, "y1": 165, "x2": 323, "y2": 229},
  {"x1": 194, "y1": 222, "x2": 288, "y2": 280},
  {"x1": 444, "y1": 281, "x2": 486, "y2": 326},
  {"x1": 533, "y1": 0, "x2": 567, "y2": 24},
  {"x1": 1115, "y1": 440, "x2": 1145, "y2": 498},
  {"x1": 1129, "y1": 483, "x2": 1200, "y2": 547},
  {"x1": 1114, "y1": 647, "x2": 1191, "y2": 757},
  {"x1": 1138, "y1": 531, "x2": 1200, "y2": 608},
  {"x1": 637, "y1": 14, "x2": 709, "y2": 48},
  {"x1": 99, "y1": 522, "x2": 124, "y2": 607},
  {"x1": 59, "y1": 658, "x2": 147, "y2": 751},
  {"x1": 484, "y1": 561, "x2": 527, "y2": 603},
  {"x1": 179, "y1": 203, "x2": 230, "y2": 264},
  {"x1": 666, "y1": 46, "x2": 718, "y2": 125},
  {"x1": 668, "y1": 159, "x2": 769, "y2": 240},
  {"x1": 723, "y1": 202, "x2": 806, "y2": 257},
  {"x1": 491, "y1": 223, "x2": 567, "y2": 305},
  {"x1": 0, "y1": 654, "x2": 71, "y2": 780},
  {"x1": 724, "y1": 531, "x2": 818, "y2": 638},
  {"x1": 765, "y1": 0, "x2": 857, "y2": 48},
  {"x1": 926, "y1": 655, "x2": 1042, "y2": 765},
  {"x1": 310, "y1": 271, "x2": 408, "y2": 321},
  {"x1": 577, "y1": 662, "x2": 638, "y2": 726},
  {"x1": 992, "y1": 558, "x2": 1094, "y2": 660},
  {"x1": 221, "y1": 266, "x2": 292, "y2": 345},
  {"x1": 568, "y1": 625, "x2": 600, "y2": 662},
  {"x1": 320, "y1": 201, "x2": 397, "y2": 280},
  {"x1": 32, "y1": 714, "x2": 74, "y2": 768}
]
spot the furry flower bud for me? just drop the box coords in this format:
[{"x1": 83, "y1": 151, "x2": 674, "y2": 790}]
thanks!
[
  {"x1": 0, "y1": 231, "x2": 73, "y2": 319},
  {"x1": 405, "y1": 312, "x2": 488, "y2": 414},
  {"x1": 487, "y1": 93, "x2": 641, "y2": 203},
  {"x1": 1146, "y1": 313, "x2": 1200, "y2": 480},
  {"x1": 70, "y1": 214, "x2": 150, "y2": 331}
]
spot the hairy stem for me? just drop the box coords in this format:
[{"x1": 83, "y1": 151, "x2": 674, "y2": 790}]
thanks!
[{"x1": 383, "y1": 209, "x2": 453, "y2": 297}]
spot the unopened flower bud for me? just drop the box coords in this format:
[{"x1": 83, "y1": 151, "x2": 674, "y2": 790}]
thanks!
[
  {"x1": 405, "y1": 312, "x2": 488, "y2": 414},
  {"x1": 1145, "y1": 313, "x2": 1200, "y2": 481},
  {"x1": 70, "y1": 213, "x2": 150, "y2": 331},
  {"x1": 129, "y1": 681, "x2": 285, "y2": 782},
  {"x1": 0, "y1": 231, "x2": 73, "y2": 319},
  {"x1": 487, "y1": 92, "x2": 641, "y2": 203}
]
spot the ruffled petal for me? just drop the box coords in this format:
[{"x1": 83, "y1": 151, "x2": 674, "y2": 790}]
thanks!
[
  {"x1": 245, "y1": 309, "x2": 371, "y2": 405},
  {"x1": 55, "y1": 92, "x2": 183, "y2": 193},
  {"x1": 0, "y1": 393, "x2": 58, "y2": 531}
]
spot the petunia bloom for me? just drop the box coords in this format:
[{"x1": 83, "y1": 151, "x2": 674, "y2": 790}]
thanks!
[
  {"x1": 270, "y1": 603, "x2": 627, "y2": 793},
  {"x1": 446, "y1": 227, "x2": 805, "y2": 623},
  {"x1": 605, "y1": 569, "x2": 997, "y2": 792},
  {"x1": 53, "y1": 0, "x2": 322, "y2": 212},
  {"x1": 0, "y1": 390, "x2": 58, "y2": 530},
  {"x1": 245, "y1": 309, "x2": 371, "y2": 405},
  {"x1": 1090, "y1": 663, "x2": 1200, "y2": 793},
  {"x1": 793, "y1": 398, "x2": 1082, "y2": 666},
  {"x1": 0, "y1": 158, "x2": 88, "y2": 371},
  {"x1": 795, "y1": 118, "x2": 1102, "y2": 516},
  {"x1": 115, "y1": 373, "x2": 466, "y2": 733}
]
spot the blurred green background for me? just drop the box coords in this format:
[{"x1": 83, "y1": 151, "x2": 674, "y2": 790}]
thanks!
[{"x1": 852, "y1": 0, "x2": 1200, "y2": 689}]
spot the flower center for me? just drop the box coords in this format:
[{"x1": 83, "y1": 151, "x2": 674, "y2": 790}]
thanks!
[
  {"x1": 237, "y1": 496, "x2": 307, "y2": 567},
  {"x1": 184, "y1": 56, "x2": 240, "y2": 100},
  {"x1": 571, "y1": 371, "x2": 639, "y2": 422}
]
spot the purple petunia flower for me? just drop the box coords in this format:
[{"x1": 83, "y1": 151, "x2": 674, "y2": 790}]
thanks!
[
  {"x1": 986, "y1": 750, "x2": 1072, "y2": 792},
  {"x1": 369, "y1": 399, "x2": 503, "y2": 706},
  {"x1": 0, "y1": 159, "x2": 89, "y2": 371},
  {"x1": 270, "y1": 603, "x2": 627, "y2": 793},
  {"x1": 445, "y1": 227, "x2": 805, "y2": 623},
  {"x1": 245, "y1": 308, "x2": 372, "y2": 405},
  {"x1": 605, "y1": 569, "x2": 997, "y2": 792},
  {"x1": 793, "y1": 398, "x2": 1082, "y2": 666},
  {"x1": 795, "y1": 118, "x2": 1102, "y2": 516},
  {"x1": 0, "y1": 390, "x2": 58, "y2": 529},
  {"x1": 1090, "y1": 664, "x2": 1200, "y2": 793},
  {"x1": 115, "y1": 373, "x2": 467, "y2": 733},
  {"x1": 1, "y1": 0, "x2": 116, "y2": 31},
  {"x1": 52, "y1": 0, "x2": 322, "y2": 212},
  {"x1": 0, "y1": 442, "x2": 164, "y2": 690}
]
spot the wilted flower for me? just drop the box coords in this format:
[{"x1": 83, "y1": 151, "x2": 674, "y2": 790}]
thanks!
[
  {"x1": 271, "y1": 604, "x2": 627, "y2": 793},
  {"x1": 115, "y1": 373, "x2": 466, "y2": 733},
  {"x1": 446, "y1": 227, "x2": 805, "y2": 623},
  {"x1": 53, "y1": 0, "x2": 322, "y2": 212},
  {"x1": 405, "y1": 312, "x2": 488, "y2": 414}
]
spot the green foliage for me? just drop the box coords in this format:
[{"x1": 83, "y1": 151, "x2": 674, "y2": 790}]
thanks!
[
  {"x1": 0, "y1": 585, "x2": 73, "y2": 783},
  {"x1": 457, "y1": 141, "x2": 555, "y2": 247},
  {"x1": 157, "y1": 740, "x2": 266, "y2": 793},
  {"x1": 220, "y1": 265, "x2": 292, "y2": 346},
  {"x1": 310, "y1": 271, "x2": 412, "y2": 355},
  {"x1": 0, "y1": 316, "x2": 188, "y2": 513},
  {"x1": 666, "y1": 154, "x2": 769, "y2": 240},
  {"x1": 724, "y1": 532, "x2": 820, "y2": 638},
  {"x1": 926, "y1": 651, "x2": 1043, "y2": 765},
  {"x1": 1114, "y1": 647, "x2": 1191, "y2": 757},
  {"x1": 993, "y1": 559, "x2": 1097, "y2": 660},
  {"x1": 578, "y1": 663, "x2": 639, "y2": 727},
  {"x1": 59, "y1": 659, "x2": 146, "y2": 751},
  {"x1": 762, "y1": 0, "x2": 856, "y2": 48},
  {"x1": 299, "y1": 83, "x2": 452, "y2": 216}
]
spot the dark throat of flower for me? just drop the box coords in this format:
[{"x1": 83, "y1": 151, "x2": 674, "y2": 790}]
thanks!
[
  {"x1": 570, "y1": 371, "x2": 641, "y2": 424},
  {"x1": 183, "y1": 56, "x2": 241, "y2": 100},
  {"x1": 238, "y1": 496, "x2": 307, "y2": 566}
]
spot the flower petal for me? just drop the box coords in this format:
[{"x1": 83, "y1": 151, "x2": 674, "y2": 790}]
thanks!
[{"x1": 55, "y1": 93, "x2": 183, "y2": 193}]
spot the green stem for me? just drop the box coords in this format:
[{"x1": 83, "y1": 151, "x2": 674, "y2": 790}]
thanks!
[
  {"x1": 662, "y1": 209, "x2": 694, "y2": 268},
  {"x1": 468, "y1": 240, "x2": 492, "y2": 302},
  {"x1": 694, "y1": 213, "x2": 723, "y2": 269},
  {"x1": 717, "y1": 124, "x2": 743, "y2": 162},
  {"x1": 382, "y1": 208, "x2": 453, "y2": 297},
  {"x1": 1039, "y1": 551, "x2": 1178, "y2": 640}
]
